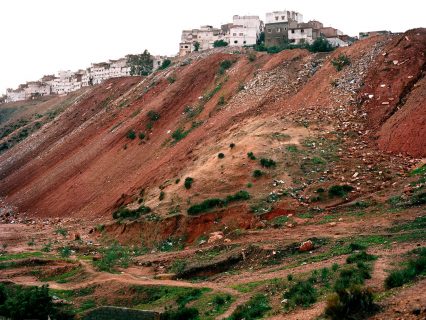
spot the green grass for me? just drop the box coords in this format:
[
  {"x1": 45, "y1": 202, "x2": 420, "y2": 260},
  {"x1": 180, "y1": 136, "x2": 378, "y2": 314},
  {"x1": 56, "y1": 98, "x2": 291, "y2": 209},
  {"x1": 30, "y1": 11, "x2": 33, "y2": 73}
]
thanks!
[
  {"x1": 0, "y1": 251, "x2": 44, "y2": 262},
  {"x1": 385, "y1": 247, "x2": 426, "y2": 289},
  {"x1": 192, "y1": 293, "x2": 233, "y2": 320},
  {"x1": 227, "y1": 294, "x2": 271, "y2": 320},
  {"x1": 187, "y1": 190, "x2": 250, "y2": 215},
  {"x1": 283, "y1": 280, "x2": 318, "y2": 309},
  {"x1": 41, "y1": 266, "x2": 82, "y2": 283}
]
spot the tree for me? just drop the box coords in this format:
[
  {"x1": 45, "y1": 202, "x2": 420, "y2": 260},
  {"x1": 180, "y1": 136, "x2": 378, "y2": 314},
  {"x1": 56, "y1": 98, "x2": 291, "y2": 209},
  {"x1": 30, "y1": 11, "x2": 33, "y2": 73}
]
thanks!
[
  {"x1": 309, "y1": 37, "x2": 334, "y2": 53},
  {"x1": 213, "y1": 40, "x2": 228, "y2": 47},
  {"x1": 193, "y1": 41, "x2": 200, "y2": 51},
  {"x1": 127, "y1": 50, "x2": 153, "y2": 76},
  {"x1": 257, "y1": 31, "x2": 265, "y2": 45}
]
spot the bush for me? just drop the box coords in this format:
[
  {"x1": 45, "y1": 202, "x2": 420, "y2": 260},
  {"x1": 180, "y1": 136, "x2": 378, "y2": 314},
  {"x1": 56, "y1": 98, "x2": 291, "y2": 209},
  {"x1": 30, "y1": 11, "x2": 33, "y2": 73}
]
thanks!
[
  {"x1": 126, "y1": 129, "x2": 136, "y2": 140},
  {"x1": 247, "y1": 152, "x2": 256, "y2": 160},
  {"x1": 0, "y1": 284, "x2": 60, "y2": 320},
  {"x1": 147, "y1": 110, "x2": 160, "y2": 121},
  {"x1": 184, "y1": 177, "x2": 194, "y2": 189},
  {"x1": 253, "y1": 170, "x2": 264, "y2": 178},
  {"x1": 385, "y1": 249, "x2": 426, "y2": 289},
  {"x1": 247, "y1": 52, "x2": 256, "y2": 62},
  {"x1": 59, "y1": 246, "x2": 72, "y2": 258},
  {"x1": 309, "y1": 37, "x2": 334, "y2": 53},
  {"x1": 346, "y1": 251, "x2": 377, "y2": 264},
  {"x1": 218, "y1": 60, "x2": 234, "y2": 74},
  {"x1": 230, "y1": 143, "x2": 236, "y2": 149},
  {"x1": 325, "y1": 286, "x2": 377, "y2": 320},
  {"x1": 226, "y1": 190, "x2": 250, "y2": 202},
  {"x1": 260, "y1": 158, "x2": 276, "y2": 168},
  {"x1": 283, "y1": 280, "x2": 318, "y2": 308},
  {"x1": 334, "y1": 265, "x2": 370, "y2": 292},
  {"x1": 187, "y1": 191, "x2": 250, "y2": 215},
  {"x1": 328, "y1": 185, "x2": 353, "y2": 198},
  {"x1": 217, "y1": 96, "x2": 225, "y2": 106},
  {"x1": 159, "y1": 59, "x2": 172, "y2": 70},
  {"x1": 228, "y1": 294, "x2": 271, "y2": 320},
  {"x1": 138, "y1": 132, "x2": 146, "y2": 140},
  {"x1": 167, "y1": 76, "x2": 176, "y2": 84},
  {"x1": 94, "y1": 242, "x2": 131, "y2": 272},
  {"x1": 112, "y1": 205, "x2": 151, "y2": 220},
  {"x1": 159, "y1": 191, "x2": 165, "y2": 201},
  {"x1": 218, "y1": 153, "x2": 225, "y2": 159},
  {"x1": 161, "y1": 306, "x2": 199, "y2": 320},
  {"x1": 331, "y1": 54, "x2": 350, "y2": 71},
  {"x1": 213, "y1": 40, "x2": 228, "y2": 47},
  {"x1": 172, "y1": 128, "x2": 188, "y2": 142}
]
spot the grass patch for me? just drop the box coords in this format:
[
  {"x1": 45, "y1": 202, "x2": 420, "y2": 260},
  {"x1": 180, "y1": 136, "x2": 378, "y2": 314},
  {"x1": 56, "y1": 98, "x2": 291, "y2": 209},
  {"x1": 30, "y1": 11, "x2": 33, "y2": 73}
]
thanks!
[
  {"x1": 283, "y1": 280, "x2": 318, "y2": 309},
  {"x1": 260, "y1": 158, "x2": 276, "y2": 168},
  {"x1": 328, "y1": 185, "x2": 354, "y2": 198},
  {"x1": 227, "y1": 294, "x2": 271, "y2": 320},
  {"x1": 94, "y1": 242, "x2": 131, "y2": 272},
  {"x1": 0, "y1": 251, "x2": 44, "y2": 262},
  {"x1": 112, "y1": 205, "x2": 151, "y2": 220}
]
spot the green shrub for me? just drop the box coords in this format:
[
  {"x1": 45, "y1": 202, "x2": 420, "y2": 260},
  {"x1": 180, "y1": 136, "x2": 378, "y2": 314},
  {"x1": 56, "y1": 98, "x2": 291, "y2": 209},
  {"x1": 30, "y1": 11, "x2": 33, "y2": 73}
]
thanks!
[
  {"x1": 159, "y1": 59, "x2": 172, "y2": 70},
  {"x1": 147, "y1": 110, "x2": 160, "y2": 121},
  {"x1": 94, "y1": 242, "x2": 131, "y2": 272},
  {"x1": 260, "y1": 158, "x2": 276, "y2": 168},
  {"x1": 187, "y1": 191, "x2": 250, "y2": 215},
  {"x1": 346, "y1": 251, "x2": 377, "y2": 264},
  {"x1": 161, "y1": 306, "x2": 199, "y2": 320},
  {"x1": 218, "y1": 153, "x2": 225, "y2": 159},
  {"x1": 213, "y1": 40, "x2": 228, "y2": 47},
  {"x1": 138, "y1": 132, "x2": 146, "y2": 140},
  {"x1": 226, "y1": 190, "x2": 250, "y2": 202},
  {"x1": 286, "y1": 145, "x2": 298, "y2": 152},
  {"x1": 334, "y1": 265, "x2": 370, "y2": 292},
  {"x1": 328, "y1": 185, "x2": 353, "y2": 198},
  {"x1": 247, "y1": 152, "x2": 256, "y2": 160},
  {"x1": 247, "y1": 52, "x2": 257, "y2": 62},
  {"x1": 0, "y1": 284, "x2": 60, "y2": 320},
  {"x1": 59, "y1": 246, "x2": 72, "y2": 258},
  {"x1": 112, "y1": 205, "x2": 151, "y2": 220},
  {"x1": 217, "y1": 96, "x2": 225, "y2": 106},
  {"x1": 230, "y1": 143, "x2": 236, "y2": 149},
  {"x1": 385, "y1": 248, "x2": 426, "y2": 288},
  {"x1": 325, "y1": 286, "x2": 377, "y2": 320},
  {"x1": 167, "y1": 76, "x2": 176, "y2": 84},
  {"x1": 309, "y1": 37, "x2": 334, "y2": 53},
  {"x1": 331, "y1": 54, "x2": 350, "y2": 71},
  {"x1": 42, "y1": 242, "x2": 52, "y2": 253},
  {"x1": 283, "y1": 280, "x2": 318, "y2": 308},
  {"x1": 218, "y1": 60, "x2": 234, "y2": 74},
  {"x1": 159, "y1": 191, "x2": 165, "y2": 201},
  {"x1": 228, "y1": 294, "x2": 271, "y2": 320},
  {"x1": 187, "y1": 198, "x2": 226, "y2": 215},
  {"x1": 348, "y1": 243, "x2": 367, "y2": 252},
  {"x1": 172, "y1": 128, "x2": 188, "y2": 142},
  {"x1": 126, "y1": 129, "x2": 136, "y2": 140},
  {"x1": 287, "y1": 274, "x2": 293, "y2": 281},
  {"x1": 55, "y1": 228, "x2": 68, "y2": 237},
  {"x1": 253, "y1": 170, "x2": 264, "y2": 178},
  {"x1": 184, "y1": 177, "x2": 194, "y2": 189}
]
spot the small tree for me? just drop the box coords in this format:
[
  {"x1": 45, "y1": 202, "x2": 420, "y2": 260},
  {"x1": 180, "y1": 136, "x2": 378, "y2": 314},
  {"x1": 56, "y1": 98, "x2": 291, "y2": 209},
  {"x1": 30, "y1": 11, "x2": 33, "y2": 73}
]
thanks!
[
  {"x1": 193, "y1": 41, "x2": 200, "y2": 51},
  {"x1": 159, "y1": 59, "x2": 172, "y2": 70},
  {"x1": 127, "y1": 50, "x2": 153, "y2": 76},
  {"x1": 331, "y1": 54, "x2": 351, "y2": 71},
  {"x1": 213, "y1": 40, "x2": 228, "y2": 47},
  {"x1": 309, "y1": 37, "x2": 334, "y2": 53}
]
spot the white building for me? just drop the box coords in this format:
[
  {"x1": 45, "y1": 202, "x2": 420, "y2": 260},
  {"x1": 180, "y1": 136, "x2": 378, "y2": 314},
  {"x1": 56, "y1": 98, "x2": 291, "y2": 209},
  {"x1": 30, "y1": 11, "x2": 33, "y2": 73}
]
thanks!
[
  {"x1": 109, "y1": 58, "x2": 131, "y2": 78},
  {"x1": 326, "y1": 37, "x2": 349, "y2": 47},
  {"x1": 91, "y1": 62, "x2": 111, "y2": 85},
  {"x1": 227, "y1": 15, "x2": 262, "y2": 46},
  {"x1": 179, "y1": 25, "x2": 224, "y2": 56},
  {"x1": 288, "y1": 27, "x2": 317, "y2": 44},
  {"x1": 266, "y1": 10, "x2": 303, "y2": 24},
  {"x1": 5, "y1": 87, "x2": 26, "y2": 103}
]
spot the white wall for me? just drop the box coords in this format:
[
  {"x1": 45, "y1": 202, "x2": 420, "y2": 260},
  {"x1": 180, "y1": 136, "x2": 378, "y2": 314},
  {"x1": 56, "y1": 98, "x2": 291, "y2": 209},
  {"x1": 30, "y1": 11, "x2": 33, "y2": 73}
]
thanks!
[
  {"x1": 288, "y1": 28, "x2": 314, "y2": 44},
  {"x1": 266, "y1": 11, "x2": 303, "y2": 24}
]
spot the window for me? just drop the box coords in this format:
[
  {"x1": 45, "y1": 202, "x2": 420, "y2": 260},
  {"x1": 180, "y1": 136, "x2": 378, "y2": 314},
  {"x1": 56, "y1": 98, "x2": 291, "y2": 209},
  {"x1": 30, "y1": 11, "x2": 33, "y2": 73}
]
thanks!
[
  {"x1": 301, "y1": 29, "x2": 304, "y2": 33},
  {"x1": 277, "y1": 28, "x2": 281, "y2": 32},
  {"x1": 234, "y1": 40, "x2": 238, "y2": 44},
  {"x1": 275, "y1": 16, "x2": 278, "y2": 21},
  {"x1": 291, "y1": 30, "x2": 295, "y2": 34},
  {"x1": 267, "y1": 28, "x2": 272, "y2": 33},
  {"x1": 233, "y1": 33, "x2": 237, "y2": 36},
  {"x1": 239, "y1": 33, "x2": 243, "y2": 36},
  {"x1": 243, "y1": 40, "x2": 247, "y2": 44},
  {"x1": 281, "y1": 16, "x2": 285, "y2": 20}
]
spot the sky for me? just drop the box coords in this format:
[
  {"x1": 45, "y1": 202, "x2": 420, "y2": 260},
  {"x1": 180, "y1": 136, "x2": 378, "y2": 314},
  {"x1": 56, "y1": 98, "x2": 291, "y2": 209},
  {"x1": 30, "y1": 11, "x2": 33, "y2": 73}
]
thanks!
[{"x1": 0, "y1": 0, "x2": 425, "y2": 94}]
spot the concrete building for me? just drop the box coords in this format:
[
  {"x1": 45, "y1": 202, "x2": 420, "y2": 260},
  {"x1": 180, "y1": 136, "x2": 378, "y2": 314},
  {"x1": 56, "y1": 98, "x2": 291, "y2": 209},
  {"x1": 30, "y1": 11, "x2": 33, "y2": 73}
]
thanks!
[
  {"x1": 288, "y1": 21, "x2": 323, "y2": 44},
  {"x1": 227, "y1": 15, "x2": 262, "y2": 46},
  {"x1": 152, "y1": 55, "x2": 167, "y2": 71},
  {"x1": 326, "y1": 37, "x2": 349, "y2": 47},
  {"x1": 109, "y1": 58, "x2": 130, "y2": 78},
  {"x1": 320, "y1": 27, "x2": 343, "y2": 38},
  {"x1": 179, "y1": 25, "x2": 224, "y2": 56},
  {"x1": 265, "y1": 20, "x2": 298, "y2": 47},
  {"x1": 5, "y1": 87, "x2": 26, "y2": 102},
  {"x1": 91, "y1": 62, "x2": 111, "y2": 85},
  {"x1": 265, "y1": 10, "x2": 303, "y2": 24},
  {"x1": 359, "y1": 30, "x2": 391, "y2": 39}
]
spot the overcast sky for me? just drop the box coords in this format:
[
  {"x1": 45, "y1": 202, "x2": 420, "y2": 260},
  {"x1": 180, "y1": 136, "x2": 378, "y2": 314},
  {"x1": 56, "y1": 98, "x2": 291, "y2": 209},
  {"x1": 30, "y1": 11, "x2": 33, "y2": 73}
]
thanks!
[{"x1": 1, "y1": 0, "x2": 424, "y2": 94}]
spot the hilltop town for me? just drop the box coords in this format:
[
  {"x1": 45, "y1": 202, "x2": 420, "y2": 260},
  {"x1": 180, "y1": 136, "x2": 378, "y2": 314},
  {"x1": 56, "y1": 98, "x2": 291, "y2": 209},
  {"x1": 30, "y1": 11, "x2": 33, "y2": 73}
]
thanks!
[{"x1": 2, "y1": 9, "x2": 386, "y2": 104}]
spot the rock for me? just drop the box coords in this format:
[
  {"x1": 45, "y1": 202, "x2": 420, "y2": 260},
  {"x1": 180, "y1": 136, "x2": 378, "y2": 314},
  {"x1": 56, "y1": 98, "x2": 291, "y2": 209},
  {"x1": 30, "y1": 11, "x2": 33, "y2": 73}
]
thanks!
[
  {"x1": 224, "y1": 238, "x2": 232, "y2": 243},
  {"x1": 92, "y1": 254, "x2": 102, "y2": 261},
  {"x1": 329, "y1": 222, "x2": 337, "y2": 227},
  {"x1": 207, "y1": 231, "x2": 224, "y2": 244},
  {"x1": 299, "y1": 240, "x2": 314, "y2": 252}
]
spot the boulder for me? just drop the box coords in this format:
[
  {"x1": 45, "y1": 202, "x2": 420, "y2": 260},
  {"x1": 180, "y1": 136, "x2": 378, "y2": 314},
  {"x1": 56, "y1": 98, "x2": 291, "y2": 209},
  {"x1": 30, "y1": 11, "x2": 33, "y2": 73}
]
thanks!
[{"x1": 299, "y1": 240, "x2": 314, "y2": 252}]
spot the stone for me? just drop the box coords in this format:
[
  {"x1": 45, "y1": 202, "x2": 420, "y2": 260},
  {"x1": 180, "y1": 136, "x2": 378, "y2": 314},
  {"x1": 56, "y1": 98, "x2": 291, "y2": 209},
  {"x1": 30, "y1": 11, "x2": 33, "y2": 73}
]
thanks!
[
  {"x1": 154, "y1": 273, "x2": 176, "y2": 280},
  {"x1": 299, "y1": 240, "x2": 314, "y2": 252},
  {"x1": 207, "y1": 231, "x2": 224, "y2": 244}
]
